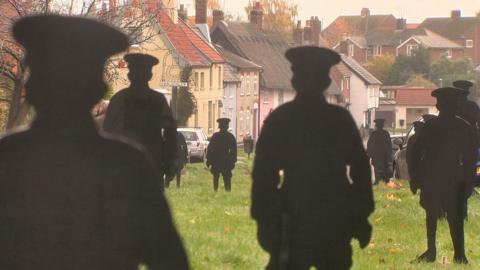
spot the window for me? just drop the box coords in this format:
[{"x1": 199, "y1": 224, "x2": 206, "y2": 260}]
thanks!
[
  {"x1": 239, "y1": 108, "x2": 244, "y2": 134},
  {"x1": 208, "y1": 101, "x2": 212, "y2": 132},
  {"x1": 466, "y1": 39, "x2": 474, "y2": 48},
  {"x1": 200, "y1": 72, "x2": 205, "y2": 90},
  {"x1": 240, "y1": 75, "x2": 245, "y2": 96},
  {"x1": 406, "y1": 44, "x2": 418, "y2": 56},
  {"x1": 373, "y1": 45, "x2": 382, "y2": 56},
  {"x1": 253, "y1": 75, "x2": 258, "y2": 96},
  {"x1": 209, "y1": 67, "x2": 213, "y2": 90},
  {"x1": 278, "y1": 90, "x2": 284, "y2": 105},
  {"x1": 246, "y1": 107, "x2": 251, "y2": 135},
  {"x1": 194, "y1": 72, "x2": 199, "y2": 91},
  {"x1": 218, "y1": 67, "x2": 222, "y2": 90},
  {"x1": 246, "y1": 74, "x2": 251, "y2": 96},
  {"x1": 446, "y1": 49, "x2": 453, "y2": 59},
  {"x1": 348, "y1": 44, "x2": 354, "y2": 57},
  {"x1": 262, "y1": 91, "x2": 269, "y2": 104}
]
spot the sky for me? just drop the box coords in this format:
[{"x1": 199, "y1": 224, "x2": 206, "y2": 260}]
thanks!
[{"x1": 178, "y1": 0, "x2": 480, "y2": 27}]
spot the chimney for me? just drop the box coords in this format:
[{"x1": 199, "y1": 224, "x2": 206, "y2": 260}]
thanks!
[
  {"x1": 195, "y1": 0, "x2": 207, "y2": 24},
  {"x1": 213, "y1": 9, "x2": 224, "y2": 26},
  {"x1": 396, "y1": 18, "x2": 406, "y2": 30},
  {"x1": 293, "y1": 20, "x2": 304, "y2": 45},
  {"x1": 303, "y1": 20, "x2": 312, "y2": 44},
  {"x1": 361, "y1": 8, "x2": 370, "y2": 17},
  {"x1": 310, "y1": 16, "x2": 322, "y2": 46},
  {"x1": 250, "y1": 1, "x2": 264, "y2": 29},
  {"x1": 451, "y1": 10, "x2": 461, "y2": 19},
  {"x1": 178, "y1": 4, "x2": 188, "y2": 21}
]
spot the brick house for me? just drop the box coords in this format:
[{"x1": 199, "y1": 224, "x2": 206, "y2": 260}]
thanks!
[
  {"x1": 396, "y1": 29, "x2": 464, "y2": 61},
  {"x1": 376, "y1": 86, "x2": 437, "y2": 129},
  {"x1": 322, "y1": 8, "x2": 397, "y2": 48},
  {"x1": 420, "y1": 10, "x2": 480, "y2": 66}
]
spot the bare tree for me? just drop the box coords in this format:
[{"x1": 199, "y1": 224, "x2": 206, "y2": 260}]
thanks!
[{"x1": 0, "y1": 0, "x2": 164, "y2": 129}]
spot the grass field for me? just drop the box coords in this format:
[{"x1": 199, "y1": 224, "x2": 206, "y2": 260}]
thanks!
[{"x1": 165, "y1": 152, "x2": 480, "y2": 270}]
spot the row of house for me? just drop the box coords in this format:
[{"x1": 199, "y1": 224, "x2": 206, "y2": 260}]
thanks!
[{"x1": 323, "y1": 8, "x2": 480, "y2": 65}]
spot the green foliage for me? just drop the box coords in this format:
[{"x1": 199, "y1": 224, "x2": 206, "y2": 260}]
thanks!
[
  {"x1": 429, "y1": 57, "x2": 480, "y2": 91},
  {"x1": 176, "y1": 67, "x2": 197, "y2": 126},
  {"x1": 387, "y1": 47, "x2": 431, "y2": 85},
  {"x1": 405, "y1": 74, "x2": 437, "y2": 88},
  {"x1": 165, "y1": 151, "x2": 480, "y2": 269},
  {"x1": 364, "y1": 55, "x2": 396, "y2": 83},
  {"x1": 103, "y1": 83, "x2": 115, "y2": 100}
]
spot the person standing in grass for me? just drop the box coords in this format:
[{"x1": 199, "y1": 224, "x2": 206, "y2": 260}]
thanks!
[
  {"x1": 206, "y1": 118, "x2": 237, "y2": 192},
  {"x1": 166, "y1": 131, "x2": 189, "y2": 188},
  {"x1": 367, "y1": 118, "x2": 392, "y2": 185},
  {"x1": 251, "y1": 46, "x2": 374, "y2": 270},
  {"x1": 410, "y1": 87, "x2": 476, "y2": 264},
  {"x1": 104, "y1": 53, "x2": 177, "y2": 186},
  {"x1": 0, "y1": 15, "x2": 189, "y2": 269}
]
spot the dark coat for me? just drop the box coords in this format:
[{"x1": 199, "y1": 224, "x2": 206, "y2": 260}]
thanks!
[
  {"x1": 410, "y1": 115, "x2": 476, "y2": 218},
  {"x1": 0, "y1": 121, "x2": 189, "y2": 270},
  {"x1": 251, "y1": 96, "x2": 374, "y2": 258},
  {"x1": 459, "y1": 99, "x2": 480, "y2": 132},
  {"x1": 103, "y1": 87, "x2": 177, "y2": 175},
  {"x1": 367, "y1": 129, "x2": 392, "y2": 171},
  {"x1": 206, "y1": 131, "x2": 237, "y2": 172},
  {"x1": 174, "y1": 132, "x2": 188, "y2": 171}
]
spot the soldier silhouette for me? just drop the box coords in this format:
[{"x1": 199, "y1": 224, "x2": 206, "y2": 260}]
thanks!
[
  {"x1": 367, "y1": 118, "x2": 392, "y2": 184},
  {"x1": 453, "y1": 80, "x2": 480, "y2": 136},
  {"x1": 251, "y1": 46, "x2": 374, "y2": 270},
  {"x1": 410, "y1": 87, "x2": 476, "y2": 264},
  {"x1": 103, "y1": 53, "x2": 177, "y2": 186},
  {"x1": 165, "y1": 131, "x2": 188, "y2": 188},
  {"x1": 206, "y1": 118, "x2": 237, "y2": 192},
  {"x1": 0, "y1": 15, "x2": 189, "y2": 269}
]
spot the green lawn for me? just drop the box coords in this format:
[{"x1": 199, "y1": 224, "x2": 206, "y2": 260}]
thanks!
[{"x1": 165, "y1": 153, "x2": 480, "y2": 270}]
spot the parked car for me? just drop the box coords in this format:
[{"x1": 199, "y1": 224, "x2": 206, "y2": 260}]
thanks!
[
  {"x1": 177, "y1": 127, "x2": 209, "y2": 162},
  {"x1": 392, "y1": 114, "x2": 437, "y2": 180}
]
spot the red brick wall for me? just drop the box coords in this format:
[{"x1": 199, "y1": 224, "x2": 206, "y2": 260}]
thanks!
[
  {"x1": 336, "y1": 40, "x2": 367, "y2": 63},
  {"x1": 429, "y1": 48, "x2": 464, "y2": 62}
]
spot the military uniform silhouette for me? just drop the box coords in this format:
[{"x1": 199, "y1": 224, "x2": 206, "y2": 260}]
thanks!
[
  {"x1": 251, "y1": 47, "x2": 374, "y2": 270},
  {"x1": 104, "y1": 53, "x2": 177, "y2": 183},
  {"x1": 206, "y1": 118, "x2": 237, "y2": 191},
  {"x1": 0, "y1": 15, "x2": 189, "y2": 270},
  {"x1": 410, "y1": 87, "x2": 476, "y2": 264},
  {"x1": 453, "y1": 80, "x2": 480, "y2": 136},
  {"x1": 367, "y1": 118, "x2": 392, "y2": 184},
  {"x1": 165, "y1": 132, "x2": 188, "y2": 188}
]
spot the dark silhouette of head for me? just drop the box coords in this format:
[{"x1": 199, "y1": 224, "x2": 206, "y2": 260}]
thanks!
[
  {"x1": 285, "y1": 46, "x2": 341, "y2": 95},
  {"x1": 13, "y1": 15, "x2": 128, "y2": 118},
  {"x1": 217, "y1": 118, "x2": 230, "y2": 131},
  {"x1": 374, "y1": 118, "x2": 385, "y2": 129},
  {"x1": 412, "y1": 120, "x2": 424, "y2": 133},
  {"x1": 432, "y1": 87, "x2": 467, "y2": 116},
  {"x1": 453, "y1": 80, "x2": 473, "y2": 92},
  {"x1": 124, "y1": 53, "x2": 159, "y2": 86}
]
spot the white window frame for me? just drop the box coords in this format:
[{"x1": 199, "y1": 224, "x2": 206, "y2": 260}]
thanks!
[
  {"x1": 373, "y1": 45, "x2": 382, "y2": 56},
  {"x1": 246, "y1": 74, "x2": 251, "y2": 96},
  {"x1": 406, "y1": 44, "x2": 418, "y2": 56},
  {"x1": 466, "y1": 39, "x2": 474, "y2": 48},
  {"x1": 446, "y1": 49, "x2": 453, "y2": 59},
  {"x1": 240, "y1": 75, "x2": 245, "y2": 96}
]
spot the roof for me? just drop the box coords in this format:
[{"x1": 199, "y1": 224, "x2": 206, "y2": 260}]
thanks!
[
  {"x1": 366, "y1": 28, "x2": 426, "y2": 46},
  {"x1": 346, "y1": 36, "x2": 367, "y2": 48},
  {"x1": 214, "y1": 45, "x2": 262, "y2": 70},
  {"x1": 157, "y1": 10, "x2": 223, "y2": 67},
  {"x1": 340, "y1": 54, "x2": 382, "y2": 85},
  {"x1": 420, "y1": 16, "x2": 478, "y2": 40},
  {"x1": 223, "y1": 63, "x2": 241, "y2": 83},
  {"x1": 394, "y1": 87, "x2": 436, "y2": 106},
  {"x1": 337, "y1": 14, "x2": 396, "y2": 33},
  {"x1": 398, "y1": 29, "x2": 464, "y2": 49},
  {"x1": 212, "y1": 21, "x2": 294, "y2": 90}
]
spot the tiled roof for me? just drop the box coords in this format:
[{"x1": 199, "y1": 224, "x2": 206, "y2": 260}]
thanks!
[
  {"x1": 394, "y1": 87, "x2": 436, "y2": 106},
  {"x1": 223, "y1": 63, "x2": 241, "y2": 83},
  {"x1": 346, "y1": 36, "x2": 367, "y2": 48},
  {"x1": 420, "y1": 17, "x2": 478, "y2": 40},
  {"x1": 212, "y1": 21, "x2": 294, "y2": 90},
  {"x1": 366, "y1": 28, "x2": 426, "y2": 46},
  {"x1": 214, "y1": 45, "x2": 262, "y2": 70},
  {"x1": 340, "y1": 54, "x2": 381, "y2": 85},
  {"x1": 412, "y1": 30, "x2": 464, "y2": 49},
  {"x1": 157, "y1": 11, "x2": 223, "y2": 67}
]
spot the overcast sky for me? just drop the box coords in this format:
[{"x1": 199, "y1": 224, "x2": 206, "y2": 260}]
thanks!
[{"x1": 179, "y1": 0, "x2": 480, "y2": 27}]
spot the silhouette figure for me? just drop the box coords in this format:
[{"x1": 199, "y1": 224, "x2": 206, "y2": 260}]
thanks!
[
  {"x1": 406, "y1": 121, "x2": 425, "y2": 179},
  {"x1": 103, "y1": 53, "x2": 177, "y2": 184},
  {"x1": 165, "y1": 131, "x2": 188, "y2": 188},
  {"x1": 367, "y1": 118, "x2": 392, "y2": 184},
  {"x1": 410, "y1": 87, "x2": 476, "y2": 264},
  {"x1": 251, "y1": 46, "x2": 374, "y2": 270},
  {"x1": 0, "y1": 15, "x2": 189, "y2": 269},
  {"x1": 206, "y1": 118, "x2": 237, "y2": 192},
  {"x1": 453, "y1": 80, "x2": 480, "y2": 136}
]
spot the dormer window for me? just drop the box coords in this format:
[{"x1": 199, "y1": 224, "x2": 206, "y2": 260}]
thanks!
[{"x1": 466, "y1": 40, "x2": 474, "y2": 48}]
